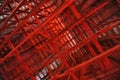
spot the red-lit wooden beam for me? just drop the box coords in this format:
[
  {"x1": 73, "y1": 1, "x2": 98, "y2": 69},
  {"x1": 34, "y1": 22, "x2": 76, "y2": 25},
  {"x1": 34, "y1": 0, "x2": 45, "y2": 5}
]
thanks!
[
  {"x1": 0, "y1": 0, "x2": 9, "y2": 12},
  {"x1": 0, "y1": 0, "x2": 112, "y2": 71},
  {"x1": 0, "y1": 0, "x2": 109, "y2": 52},
  {"x1": 48, "y1": 1, "x2": 110, "y2": 42},
  {"x1": 54, "y1": 45, "x2": 120, "y2": 79},
  {"x1": 0, "y1": 0, "x2": 49, "y2": 49},
  {"x1": 34, "y1": 20, "x2": 120, "y2": 78},
  {"x1": 5, "y1": 20, "x2": 119, "y2": 79},
  {"x1": 0, "y1": 0, "x2": 74, "y2": 61},
  {"x1": 0, "y1": 0, "x2": 25, "y2": 32}
]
